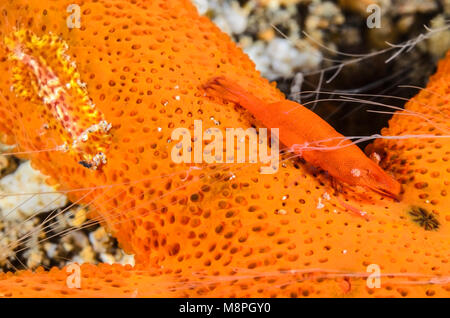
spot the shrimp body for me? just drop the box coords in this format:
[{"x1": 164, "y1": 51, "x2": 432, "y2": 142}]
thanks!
[{"x1": 204, "y1": 77, "x2": 402, "y2": 199}]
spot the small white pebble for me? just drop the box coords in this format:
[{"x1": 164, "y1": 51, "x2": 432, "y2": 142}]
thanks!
[
  {"x1": 0, "y1": 162, "x2": 68, "y2": 221},
  {"x1": 100, "y1": 253, "x2": 116, "y2": 265},
  {"x1": 191, "y1": 0, "x2": 208, "y2": 15},
  {"x1": 213, "y1": 2, "x2": 248, "y2": 35},
  {"x1": 44, "y1": 243, "x2": 58, "y2": 258}
]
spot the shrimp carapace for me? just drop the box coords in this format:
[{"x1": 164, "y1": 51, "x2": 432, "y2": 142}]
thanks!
[{"x1": 204, "y1": 76, "x2": 402, "y2": 199}]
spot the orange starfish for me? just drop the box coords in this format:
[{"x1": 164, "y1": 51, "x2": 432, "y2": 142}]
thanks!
[{"x1": 0, "y1": 0, "x2": 449, "y2": 297}]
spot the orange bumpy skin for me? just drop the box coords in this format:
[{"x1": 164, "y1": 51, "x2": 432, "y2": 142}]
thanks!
[
  {"x1": 4, "y1": 29, "x2": 112, "y2": 168},
  {"x1": 0, "y1": 0, "x2": 449, "y2": 297}
]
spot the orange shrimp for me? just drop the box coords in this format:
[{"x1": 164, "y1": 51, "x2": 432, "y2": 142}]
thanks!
[{"x1": 204, "y1": 76, "x2": 402, "y2": 199}]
